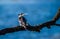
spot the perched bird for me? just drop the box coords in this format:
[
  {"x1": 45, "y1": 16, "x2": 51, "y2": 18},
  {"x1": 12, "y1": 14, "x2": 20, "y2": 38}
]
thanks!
[{"x1": 18, "y1": 13, "x2": 27, "y2": 29}]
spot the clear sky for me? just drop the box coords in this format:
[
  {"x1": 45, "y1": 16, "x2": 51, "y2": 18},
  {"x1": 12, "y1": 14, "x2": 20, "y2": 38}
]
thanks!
[{"x1": 0, "y1": 0, "x2": 60, "y2": 39}]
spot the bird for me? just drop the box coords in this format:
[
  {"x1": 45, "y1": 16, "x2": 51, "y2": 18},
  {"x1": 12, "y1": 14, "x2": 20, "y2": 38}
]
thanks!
[{"x1": 18, "y1": 13, "x2": 28, "y2": 29}]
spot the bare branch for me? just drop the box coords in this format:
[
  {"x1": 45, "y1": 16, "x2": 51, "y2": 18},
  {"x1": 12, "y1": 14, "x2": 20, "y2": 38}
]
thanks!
[
  {"x1": 52, "y1": 8, "x2": 60, "y2": 22},
  {"x1": 0, "y1": 8, "x2": 60, "y2": 35}
]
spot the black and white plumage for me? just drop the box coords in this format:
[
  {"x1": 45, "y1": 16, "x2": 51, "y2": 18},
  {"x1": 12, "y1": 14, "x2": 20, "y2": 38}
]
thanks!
[{"x1": 18, "y1": 13, "x2": 27, "y2": 29}]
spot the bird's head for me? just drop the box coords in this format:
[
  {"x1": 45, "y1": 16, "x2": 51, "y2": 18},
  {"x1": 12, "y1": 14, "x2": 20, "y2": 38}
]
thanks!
[{"x1": 18, "y1": 13, "x2": 25, "y2": 17}]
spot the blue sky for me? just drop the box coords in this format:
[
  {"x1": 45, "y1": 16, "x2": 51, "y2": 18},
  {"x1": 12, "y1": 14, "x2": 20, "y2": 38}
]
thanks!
[{"x1": 0, "y1": 0, "x2": 60, "y2": 39}]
